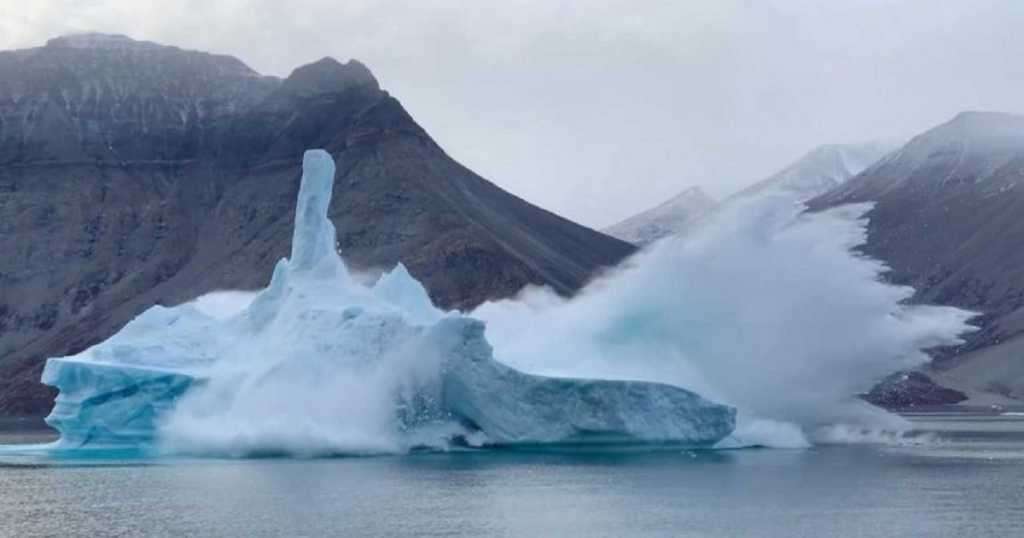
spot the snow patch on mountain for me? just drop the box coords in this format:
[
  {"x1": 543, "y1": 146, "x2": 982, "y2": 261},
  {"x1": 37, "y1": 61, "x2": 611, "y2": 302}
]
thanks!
[
  {"x1": 604, "y1": 187, "x2": 717, "y2": 246},
  {"x1": 606, "y1": 142, "x2": 891, "y2": 247},
  {"x1": 730, "y1": 142, "x2": 894, "y2": 202}
]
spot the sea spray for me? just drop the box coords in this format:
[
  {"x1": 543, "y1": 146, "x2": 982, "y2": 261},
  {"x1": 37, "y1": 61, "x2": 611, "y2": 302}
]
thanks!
[{"x1": 473, "y1": 192, "x2": 976, "y2": 446}]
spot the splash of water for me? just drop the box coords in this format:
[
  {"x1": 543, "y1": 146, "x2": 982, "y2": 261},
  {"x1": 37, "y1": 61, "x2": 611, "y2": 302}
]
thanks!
[{"x1": 473, "y1": 193, "x2": 975, "y2": 446}]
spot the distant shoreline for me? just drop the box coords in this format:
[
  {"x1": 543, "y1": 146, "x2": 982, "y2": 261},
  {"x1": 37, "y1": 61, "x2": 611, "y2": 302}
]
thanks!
[{"x1": 897, "y1": 404, "x2": 1024, "y2": 416}]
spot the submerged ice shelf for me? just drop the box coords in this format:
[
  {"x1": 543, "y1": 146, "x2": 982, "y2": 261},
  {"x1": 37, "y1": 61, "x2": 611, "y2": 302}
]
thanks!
[{"x1": 40, "y1": 150, "x2": 736, "y2": 455}]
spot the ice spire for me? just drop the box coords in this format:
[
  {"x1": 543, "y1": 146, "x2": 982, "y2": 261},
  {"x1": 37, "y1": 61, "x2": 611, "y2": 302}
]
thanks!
[{"x1": 289, "y1": 149, "x2": 346, "y2": 277}]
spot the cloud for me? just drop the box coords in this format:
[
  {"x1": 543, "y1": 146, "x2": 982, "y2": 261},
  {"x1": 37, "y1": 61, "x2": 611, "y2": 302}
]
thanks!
[{"x1": 3, "y1": 0, "x2": 1024, "y2": 227}]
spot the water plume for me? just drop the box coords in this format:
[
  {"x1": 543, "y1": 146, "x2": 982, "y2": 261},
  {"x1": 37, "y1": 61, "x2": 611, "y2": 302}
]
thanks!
[{"x1": 473, "y1": 193, "x2": 975, "y2": 446}]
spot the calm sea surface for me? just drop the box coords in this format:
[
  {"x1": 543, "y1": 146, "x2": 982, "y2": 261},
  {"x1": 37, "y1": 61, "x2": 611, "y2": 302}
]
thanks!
[{"x1": 1, "y1": 415, "x2": 1023, "y2": 537}]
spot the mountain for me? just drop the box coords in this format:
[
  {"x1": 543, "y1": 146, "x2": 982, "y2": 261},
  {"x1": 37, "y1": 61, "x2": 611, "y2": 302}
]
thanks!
[
  {"x1": 728, "y1": 142, "x2": 893, "y2": 203},
  {"x1": 809, "y1": 111, "x2": 1024, "y2": 405},
  {"x1": 603, "y1": 187, "x2": 716, "y2": 246},
  {"x1": 811, "y1": 112, "x2": 1024, "y2": 355},
  {"x1": 0, "y1": 34, "x2": 635, "y2": 416},
  {"x1": 606, "y1": 143, "x2": 890, "y2": 247}
]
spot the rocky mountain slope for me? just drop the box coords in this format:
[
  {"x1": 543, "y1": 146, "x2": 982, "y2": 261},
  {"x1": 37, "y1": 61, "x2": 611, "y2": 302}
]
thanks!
[
  {"x1": 0, "y1": 34, "x2": 635, "y2": 416},
  {"x1": 810, "y1": 112, "x2": 1024, "y2": 357},
  {"x1": 603, "y1": 187, "x2": 716, "y2": 246}
]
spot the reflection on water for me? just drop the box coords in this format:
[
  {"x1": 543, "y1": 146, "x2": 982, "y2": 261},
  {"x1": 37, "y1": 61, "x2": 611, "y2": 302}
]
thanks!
[
  {"x1": 898, "y1": 414, "x2": 1024, "y2": 460},
  {"x1": 0, "y1": 418, "x2": 57, "y2": 446},
  {"x1": 0, "y1": 415, "x2": 1022, "y2": 537}
]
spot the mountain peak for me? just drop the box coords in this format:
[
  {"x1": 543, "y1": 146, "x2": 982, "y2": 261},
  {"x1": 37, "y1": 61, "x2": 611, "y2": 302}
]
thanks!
[
  {"x1": 881, "y1": 110, "x2": 1024, "y2": 172},
  {"x1": 661, "y1": 187, "x2": 715, "y2": 208},
  {"x1": 281, "y1": 57, "x2": 379, "y2": 96},
  {"x1": 933, "y1": 110, "x2": 1024, "y2": 144},
  {"x1": 33, "y1": 33, "x2": 262, "y2": 79},
  {"x1": 604, "y1": 186, "x2": 717, "y2": 246},
  {"x1": 45, "y1": 32, "x2": 159, "y2": 51},
  {"x1": 949, "y1": 110, "x2": 1024, "y2": 126},
  {"x1": 729, "y1": 142, "x2": 893, "y2": 203}
]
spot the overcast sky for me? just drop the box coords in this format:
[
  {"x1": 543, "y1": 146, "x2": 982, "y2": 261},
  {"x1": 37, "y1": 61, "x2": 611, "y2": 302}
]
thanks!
[{"x1": 2, "y1": 1, "x2": 1023, "y2": 227}]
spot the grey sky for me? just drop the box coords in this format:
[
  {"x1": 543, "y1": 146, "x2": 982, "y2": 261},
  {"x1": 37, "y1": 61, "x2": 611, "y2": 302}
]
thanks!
[{"x1": 2, "y1": 1, "x2": 1023, "y2": 227}]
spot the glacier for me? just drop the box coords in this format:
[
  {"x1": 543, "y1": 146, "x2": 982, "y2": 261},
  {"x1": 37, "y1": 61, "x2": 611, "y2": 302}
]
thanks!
[{"x1": 39, "y1": 150, "x2": 736, "y2": 455}]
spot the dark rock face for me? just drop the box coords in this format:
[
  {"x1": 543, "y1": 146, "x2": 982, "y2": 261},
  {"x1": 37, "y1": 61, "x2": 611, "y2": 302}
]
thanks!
[
  {"x1": 809, "y1": 112, "x2": 1024, "y2": 358},
  {"x1": 863, "y1": 371, "x2": 967, "y2": 409},
  {"x1": 0, "y1": 34, "x2": 635, "y2": 416},
  {"x1": 0, "y1": 34, "x2": 279, "y2": 164}
]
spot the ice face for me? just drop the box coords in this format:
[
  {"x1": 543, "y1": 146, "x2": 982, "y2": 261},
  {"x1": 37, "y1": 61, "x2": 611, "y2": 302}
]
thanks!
[
  {"x1": 432, "y1": 318, "x2": 734, "y2": 445},
  {"x1": 43, "y1": 360, "x2": 196, "y2": 449},
  {"x1": 40, "y1": 149, "x2": 735, "y2": 455}
]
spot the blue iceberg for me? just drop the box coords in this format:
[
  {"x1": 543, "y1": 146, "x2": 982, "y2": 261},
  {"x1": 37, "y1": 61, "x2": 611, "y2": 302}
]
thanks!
[{"x1": 40, "y1": 150, "x2": 735, "y2": 456}]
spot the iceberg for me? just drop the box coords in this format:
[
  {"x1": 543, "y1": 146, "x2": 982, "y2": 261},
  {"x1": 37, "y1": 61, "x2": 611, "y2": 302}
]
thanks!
[
  {"x1": 431, "y1": 317, "x2": 735, "y2": 445},
  {"x1": 40, "y1": 150, "x2": 735, "y2": 455}
]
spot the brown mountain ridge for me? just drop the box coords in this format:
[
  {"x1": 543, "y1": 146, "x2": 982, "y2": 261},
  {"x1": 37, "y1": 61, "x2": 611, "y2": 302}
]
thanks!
[{"x1": 0, "y1": 34, "x2": 635, "y2": 415}]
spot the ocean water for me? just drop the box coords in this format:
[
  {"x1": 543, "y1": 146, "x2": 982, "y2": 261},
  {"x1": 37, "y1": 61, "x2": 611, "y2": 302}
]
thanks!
[{"x1": 1, "y1": 415, "x2": 1023, "y2": 538}]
